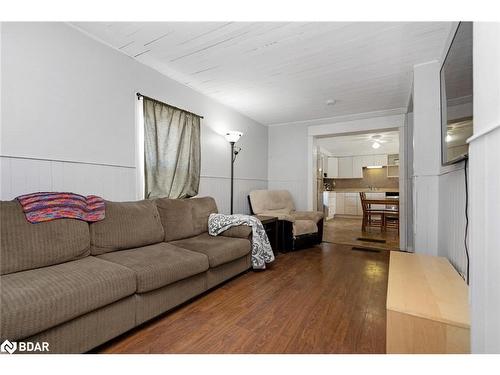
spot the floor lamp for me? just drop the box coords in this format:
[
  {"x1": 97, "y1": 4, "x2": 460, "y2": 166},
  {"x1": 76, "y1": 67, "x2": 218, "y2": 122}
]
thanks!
[{"x1": 224, "y1": 131, "x2": 243, "y2": 214}]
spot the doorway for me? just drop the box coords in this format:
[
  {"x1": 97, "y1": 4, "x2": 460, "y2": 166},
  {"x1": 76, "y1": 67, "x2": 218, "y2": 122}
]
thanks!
[{"x1": 308, "y1": 121, "x2": 408, "y2": 251}]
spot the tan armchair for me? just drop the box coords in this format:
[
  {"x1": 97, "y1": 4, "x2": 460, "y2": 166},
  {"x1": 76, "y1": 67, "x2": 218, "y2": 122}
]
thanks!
[{"x1": 248, "y1": 190, "x2": 324, "y2": 251}]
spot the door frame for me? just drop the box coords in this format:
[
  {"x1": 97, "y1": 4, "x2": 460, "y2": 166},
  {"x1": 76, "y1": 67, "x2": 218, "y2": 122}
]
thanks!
[{"x1": 306, "y1": 114, "x2": 408, "y2": 250}]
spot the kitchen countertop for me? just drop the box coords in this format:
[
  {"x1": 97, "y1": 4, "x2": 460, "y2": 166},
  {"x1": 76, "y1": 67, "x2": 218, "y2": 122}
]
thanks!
[{"x1": 324, "y1": 188, "x2": 399, "y2": 193}]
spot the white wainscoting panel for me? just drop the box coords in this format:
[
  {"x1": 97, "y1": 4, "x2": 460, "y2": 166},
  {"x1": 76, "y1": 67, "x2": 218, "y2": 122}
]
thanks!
[
  {"x1": 0, "y1": 156, "x2": 136, "y2": 201},
  {"x1": 1, "y1": 156, "x2": 268, "y2": 213},
  {"x1": 438, "y1": 166, "x2": 468, "y2": 277},
  {"x1": 469, "y1": 128, "x2": 500, "y2": 353},
  {"x1": 413, "y1": 175, "x2": 440, "y2": 256},
  {"x1": 198, "y1": 176, "x2": 267, "y2": 214}
]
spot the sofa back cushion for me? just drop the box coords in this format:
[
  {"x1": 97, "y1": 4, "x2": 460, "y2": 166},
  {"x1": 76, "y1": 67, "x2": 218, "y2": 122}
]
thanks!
[
  {"x1": 0, "y1": 200, "x2": 90, "y2": 275},
  {"x1": 249, "y1": 190, "x2": 295, "y2": 215},
  {"x1": 155, "y1": 197, "x2": 218, "y2": 242},
  {"x1": 89, "y1": 200, "x2": 164, "y2": 255}
]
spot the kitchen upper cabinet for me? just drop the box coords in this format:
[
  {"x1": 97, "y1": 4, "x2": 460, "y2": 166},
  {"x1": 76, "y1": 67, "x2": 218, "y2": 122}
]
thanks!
[
  {"x1": 352, "y1": 156, "x2": 364, "y2": 178},
  {"x1": 338, "y1": 157, "x2": 353, "y2": 178},
  {"x1": 329, "y1": 154, "x2": 389, "y2": 178},
  {"x1": 372, "y1": 154, "x2": 387, "y2": 166},
  {"x1": 327, "y1": 157, "x2": 338, "y2": 178}
]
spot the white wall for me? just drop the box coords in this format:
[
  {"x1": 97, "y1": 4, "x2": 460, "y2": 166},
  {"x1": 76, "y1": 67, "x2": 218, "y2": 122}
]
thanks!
[
  {"x1": 267, "y1": 124, "x2": 309, "y2": 209},
  {"x1": 0, "y1": 22, "x2": 268, "y2": 213},
  {"x1": 469, "y1": 22, "x2": 500, "y2": 354},
  {"x1": 411, "y1": 57, "x2": 469, "y2": 278},
  {"x1": 412, "y1": 61, "x2": 442, "y2": 256}
]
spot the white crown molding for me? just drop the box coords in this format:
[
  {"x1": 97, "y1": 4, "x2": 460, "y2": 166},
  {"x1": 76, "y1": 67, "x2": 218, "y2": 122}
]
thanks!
[{"x1": 266, "y1": 107, "x2": 407, "y2": 127}]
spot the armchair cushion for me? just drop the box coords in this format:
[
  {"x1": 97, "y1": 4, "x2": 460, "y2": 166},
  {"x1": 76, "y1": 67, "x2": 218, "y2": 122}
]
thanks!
[
  {"x1": 291, "y1": 210, "x2": 324, "y2": 223},
  {"x1": 249, "y1": 190, "x2": 295, "y2": 215},
  {"x1": 257, "y1": 210, "x2": 295, "y2": 222}
]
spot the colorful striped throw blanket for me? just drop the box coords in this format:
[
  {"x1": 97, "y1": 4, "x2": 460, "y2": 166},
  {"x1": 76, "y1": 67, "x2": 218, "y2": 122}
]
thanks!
[{"x1": 16, "y1": 192, "x2": 105, "y2": 223}]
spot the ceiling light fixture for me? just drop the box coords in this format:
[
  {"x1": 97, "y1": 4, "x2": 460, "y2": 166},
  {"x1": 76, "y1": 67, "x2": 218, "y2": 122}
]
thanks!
[
  {"x1": 446, "y1": 134, "x2": 452, "y2": 143},
  {"x1": 372, "y1": 141, "x2": 381, "y2": 149},
  {"x1": 326, "y1": 99, "x2": 336, "y2": 106}
]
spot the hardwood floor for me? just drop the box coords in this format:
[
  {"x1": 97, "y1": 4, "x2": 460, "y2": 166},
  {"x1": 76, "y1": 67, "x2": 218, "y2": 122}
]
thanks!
[
  {"x1": 323, "y1": 217, "x2": 400, "y2": 251},
  {"x1": 96, "y1": 243, "x2": 389, "y2": 354}
]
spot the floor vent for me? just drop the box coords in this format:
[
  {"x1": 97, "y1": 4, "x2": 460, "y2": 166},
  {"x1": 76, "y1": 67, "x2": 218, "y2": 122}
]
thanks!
[
  {"x1": 356, "y1": 237, "x2": 386, "y2": 243},
  {"x1": 351, "y1": 246, "x2": 381, "y2": 253}
]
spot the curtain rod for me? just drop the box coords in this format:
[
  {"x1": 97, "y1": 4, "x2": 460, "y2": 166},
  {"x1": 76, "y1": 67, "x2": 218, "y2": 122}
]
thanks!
[{"x1": 136, "y1": 92, "x2": 204, "y2": 119}]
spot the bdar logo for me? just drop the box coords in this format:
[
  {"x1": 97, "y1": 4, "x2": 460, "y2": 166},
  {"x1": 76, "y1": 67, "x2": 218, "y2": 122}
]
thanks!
[{"x1": 1, "y1": 340, "x2": 17, "y2": 354}]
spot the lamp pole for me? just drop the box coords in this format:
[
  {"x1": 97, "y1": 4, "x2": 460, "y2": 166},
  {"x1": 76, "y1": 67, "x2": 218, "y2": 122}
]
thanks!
[{"x1": 230, "y1": 141, "x2": 235, "y2": 214}]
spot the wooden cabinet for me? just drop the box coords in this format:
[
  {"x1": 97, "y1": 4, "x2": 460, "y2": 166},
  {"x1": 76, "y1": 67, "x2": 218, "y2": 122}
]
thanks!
[
  {"x1": 386, "y1": 252, "x2": 470, "y2": 353},
  {"x1": 337, "y1": 157, "x2": 353, "y2": 178}
]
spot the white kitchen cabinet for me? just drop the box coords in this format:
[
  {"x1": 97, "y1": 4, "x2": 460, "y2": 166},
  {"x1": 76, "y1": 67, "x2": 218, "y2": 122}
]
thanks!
[
  {"x1": 336, "y1": 193, "x2": 345, "y2": 214},
  {"x1": 338, "y1": 157, "x2": 353, "y2": 178},
  {"x1": 352, "y1": 156, "x2": 364, "y2": 178},
  {"x1": 327, "y1": 157, "x2": 338, "y2": 178},
  {"x1": 361, "y1": 155, "x2": 373, "y2": 168},
  {"x1": 344, "y1": 193, "x2": 358, "y2": 215},
  {"x1": 357, "y1": 193, "x2": 364, "y2": 216},
  {"x1": 372, "y1": 154, "x2": 387, "y2": 166},
  {"x1": 327, "y1": 192, "x2": 336, "y2": 218}
]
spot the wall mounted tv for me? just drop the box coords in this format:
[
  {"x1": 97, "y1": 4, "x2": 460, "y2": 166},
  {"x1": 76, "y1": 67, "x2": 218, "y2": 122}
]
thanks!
[{"x1": 440, "y1": 22, "x2": 473, "y2": 165}]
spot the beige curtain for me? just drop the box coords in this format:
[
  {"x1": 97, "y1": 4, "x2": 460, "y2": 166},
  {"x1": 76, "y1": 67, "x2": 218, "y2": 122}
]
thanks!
[{"x1": 143, "y1": 98, "x2": 201, "y2": 199}]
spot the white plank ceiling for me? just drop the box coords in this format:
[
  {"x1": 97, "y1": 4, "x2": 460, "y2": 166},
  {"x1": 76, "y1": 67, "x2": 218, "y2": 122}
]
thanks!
[
  {"x1": 72, "y1": 22, "x2": 453, "y2": 125},
  {"x1": 317, "y1": 130, "x2": 399, "y2": 157}
]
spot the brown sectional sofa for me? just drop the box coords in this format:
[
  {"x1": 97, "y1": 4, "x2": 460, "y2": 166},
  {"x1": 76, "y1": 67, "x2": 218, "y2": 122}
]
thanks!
[{"x1": 0, "y1": 196, "x2": 252, "y2": 353}]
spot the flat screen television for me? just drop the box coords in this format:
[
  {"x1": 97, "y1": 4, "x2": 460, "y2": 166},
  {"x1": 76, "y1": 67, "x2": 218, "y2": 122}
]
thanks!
[{"x1": 440, "y1": 22, "x2": 473, "y2": 165}]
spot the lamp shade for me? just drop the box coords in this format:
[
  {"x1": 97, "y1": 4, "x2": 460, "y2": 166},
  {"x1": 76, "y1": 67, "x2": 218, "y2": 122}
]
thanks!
[{"x1": 225, "y1": 131, "x2": 243, "y2": 143}]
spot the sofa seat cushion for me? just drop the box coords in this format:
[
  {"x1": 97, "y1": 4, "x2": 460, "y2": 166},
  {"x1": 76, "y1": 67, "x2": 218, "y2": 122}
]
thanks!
[
  {"x1": 0, "y1": 257, "x2": 136, "y2": 341},
  {"x1": 171, "y1": 233, "x2": 251, "y2": 268},
  {"x1": 293, "y1": 219, "x2": 318, "y2": 237},
  {"x1": 97, "y1": 243, "x2": 209, "y2": 293}
]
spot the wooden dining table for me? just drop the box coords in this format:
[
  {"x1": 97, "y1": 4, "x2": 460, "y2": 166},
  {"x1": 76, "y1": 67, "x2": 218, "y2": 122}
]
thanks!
[
  {"x1": 363, "y1": 197, "x2": 399, "y2": 207},
  {"x1": 363, "y1": 197, "x2": 399, "y2": 232}
]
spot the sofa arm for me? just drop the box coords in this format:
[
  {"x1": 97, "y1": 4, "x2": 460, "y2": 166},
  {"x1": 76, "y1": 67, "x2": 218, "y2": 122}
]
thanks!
[
  {"x1": 221, "y1": 225, "x2": 252, "y2": 239},
  {"x1": 291, "y1": 210, "x2": 324, "y2": 223}
]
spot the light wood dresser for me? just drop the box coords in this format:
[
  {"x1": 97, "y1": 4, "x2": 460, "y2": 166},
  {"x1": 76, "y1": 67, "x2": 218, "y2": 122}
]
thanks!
[{"x1": 386, "y1": 251, "x2": 470, "y2": 353}]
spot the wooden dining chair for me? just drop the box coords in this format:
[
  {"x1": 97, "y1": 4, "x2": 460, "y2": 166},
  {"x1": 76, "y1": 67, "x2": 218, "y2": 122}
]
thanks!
[
  {"x1": 359, "y1": 192, "x2": 386, "y2": 232},
  {"x1": 384, "y1": 204, "x2": 400, "y2": 234}
]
